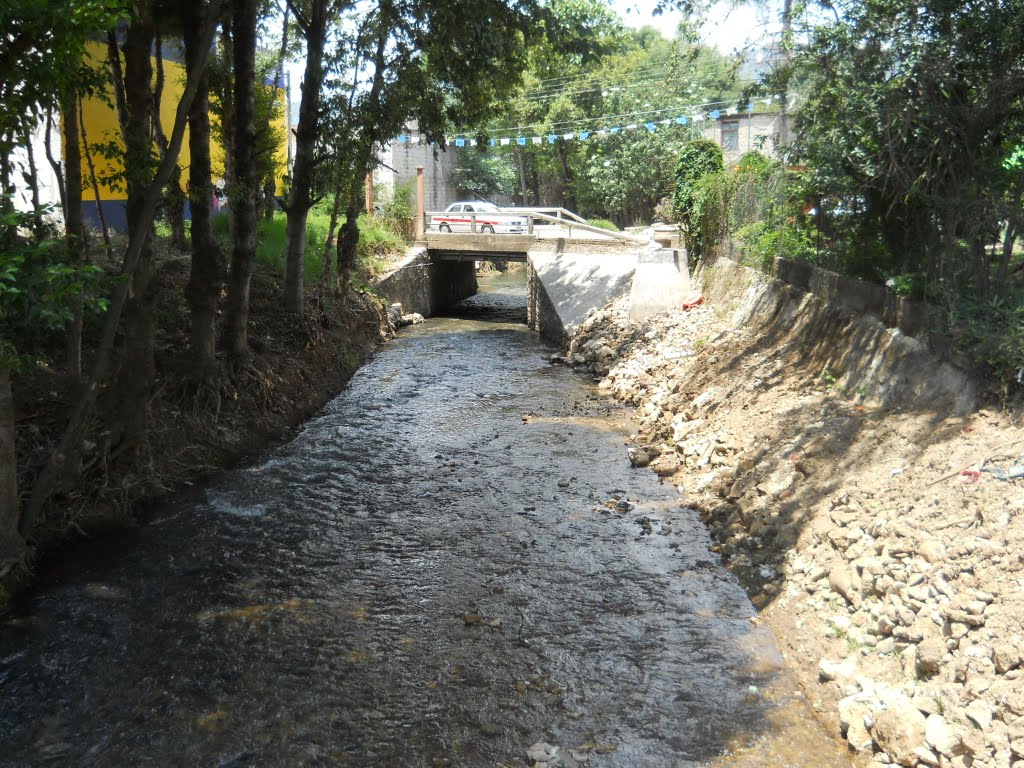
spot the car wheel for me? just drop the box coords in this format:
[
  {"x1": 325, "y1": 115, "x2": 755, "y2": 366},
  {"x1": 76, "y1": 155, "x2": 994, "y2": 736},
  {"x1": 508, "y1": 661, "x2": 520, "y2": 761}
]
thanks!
[
  {"x1": 481, "y1": 225, "x2": 494, "y2": 234},
  {"x1": 439, "y1": 224, "x2": 451, "y2": 232}
]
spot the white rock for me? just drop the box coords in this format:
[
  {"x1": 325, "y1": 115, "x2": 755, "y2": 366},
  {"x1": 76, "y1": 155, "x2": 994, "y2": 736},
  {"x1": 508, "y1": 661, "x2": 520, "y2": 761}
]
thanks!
[
  {"x1": 925, "y1": 714, "x2": 961, "y2": 757},
  {"x1": 965, "y1": 699, "x2": 994, "y2": 730},
  {"x1": 527, "y1": 742, "x2": 558, "y2": 763},
  {"x1": 872, "y1": 690, "x2": 928, "y2": 766},
  {"x1": 819, "y1": 656, "x2": 858, "y2": 682}
]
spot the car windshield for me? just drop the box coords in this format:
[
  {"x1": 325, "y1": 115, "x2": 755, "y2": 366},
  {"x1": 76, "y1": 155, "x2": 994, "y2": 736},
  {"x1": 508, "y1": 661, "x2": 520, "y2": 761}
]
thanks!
[{"x1": 474, "y1": 203, "x2": 498, "y2": 212}]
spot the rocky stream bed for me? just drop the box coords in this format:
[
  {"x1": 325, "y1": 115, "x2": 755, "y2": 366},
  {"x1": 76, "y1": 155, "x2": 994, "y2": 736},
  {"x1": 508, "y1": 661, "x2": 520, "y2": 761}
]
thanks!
[{"x1": 563, "y1": 259, "x2": 1024, "y2": 768}]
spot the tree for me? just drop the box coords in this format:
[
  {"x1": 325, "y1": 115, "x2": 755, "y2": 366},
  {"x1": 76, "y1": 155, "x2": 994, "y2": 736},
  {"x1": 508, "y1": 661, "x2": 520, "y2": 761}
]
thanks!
[
  {"x1": 21, "y1": 0, "x2": 223, "y2": 544},
  {"x1": 452, "y1": 149, "x2": 516, "y2": 200},
  {"x1": 0, "y1": 0, "x2": 130, "y2": 567},
  {"x1": 282, "y1": 0, "x2": 338, "y2": 316},
  {"x1": 673, "y1": 137, "x2": 723, "y2": 261},
  {"x1": 789, "y1": 0, "x2": 1024, "y2": 300},
  {"x1": 183, "y1": 0, "x2": 224, "y2": 374},
  {"x1": 315, "y1": 0, "x2": 553, "y2": 301},
  {"x1": 223, "y1": 0, "x2": 260, "y2": 359},
  {"x1": 478, "y1": 15, "x2": 741, "y2": 222}
]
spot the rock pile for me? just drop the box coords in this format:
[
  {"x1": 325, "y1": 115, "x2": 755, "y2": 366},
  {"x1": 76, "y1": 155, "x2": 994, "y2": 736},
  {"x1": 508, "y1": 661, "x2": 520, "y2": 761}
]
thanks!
[{"x1": 564, "y1": 282, "x2": 1024, "y2": 768}]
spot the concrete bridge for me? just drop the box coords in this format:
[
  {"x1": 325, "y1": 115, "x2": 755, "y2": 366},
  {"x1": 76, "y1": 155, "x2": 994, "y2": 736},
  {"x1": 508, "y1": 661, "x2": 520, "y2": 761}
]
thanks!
[{"x1": 377, "y1": 220, "x2": 692, "y2": 344}]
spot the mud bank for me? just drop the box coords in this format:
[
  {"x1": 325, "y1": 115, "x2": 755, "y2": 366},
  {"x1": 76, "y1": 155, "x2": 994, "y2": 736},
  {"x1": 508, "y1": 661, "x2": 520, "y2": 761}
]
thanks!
[
  {"x1": 6, "y1": 261, "x2": 388, "y2": 600},
  {"x1": 566, "y1": 257, "x2": 1024, "y2": 768}
]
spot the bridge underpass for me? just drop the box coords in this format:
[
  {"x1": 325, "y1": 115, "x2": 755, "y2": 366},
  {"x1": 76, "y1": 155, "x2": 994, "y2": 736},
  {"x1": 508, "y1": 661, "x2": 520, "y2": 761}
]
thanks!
[{"x1": 377, "y1": 221, "x2": 692, "y2": 344}]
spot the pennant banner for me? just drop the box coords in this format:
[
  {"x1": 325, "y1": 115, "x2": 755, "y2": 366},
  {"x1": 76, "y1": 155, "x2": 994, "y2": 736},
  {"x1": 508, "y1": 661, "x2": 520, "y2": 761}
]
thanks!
[{"x1": 391, "y1": 98, "x2": 780, "y2": 147}]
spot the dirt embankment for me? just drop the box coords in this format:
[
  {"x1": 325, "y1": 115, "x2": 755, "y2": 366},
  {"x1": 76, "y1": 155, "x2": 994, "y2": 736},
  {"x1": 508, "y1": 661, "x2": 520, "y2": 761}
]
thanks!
[
  {"x1": 567, "y1": 257, "x2": 1024, "y2": 768},
  {"x1": 8, "y1": 259, "x2": 388, "y2": 597}
]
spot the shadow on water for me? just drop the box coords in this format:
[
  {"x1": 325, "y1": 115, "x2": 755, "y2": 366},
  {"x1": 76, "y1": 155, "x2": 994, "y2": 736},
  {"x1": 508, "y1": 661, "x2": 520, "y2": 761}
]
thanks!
[{"x1": 0, "y1": 274, "x2": 850, "y2": 767}]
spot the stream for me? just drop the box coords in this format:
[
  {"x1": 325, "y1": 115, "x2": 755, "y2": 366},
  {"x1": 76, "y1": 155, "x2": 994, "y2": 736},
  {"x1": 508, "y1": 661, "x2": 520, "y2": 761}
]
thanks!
[{"x1": 0, "y1": 271, "x2": 850, "y2": 767}]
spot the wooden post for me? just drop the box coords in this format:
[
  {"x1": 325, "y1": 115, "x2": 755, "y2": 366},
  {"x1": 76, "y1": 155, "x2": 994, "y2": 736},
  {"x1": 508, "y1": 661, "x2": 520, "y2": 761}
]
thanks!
[
  {"x1": 364, "y1": 172, "x2": 374, "y2": 215},
  {"x1": 415, "y1": 165, "x2": 425, "y2": 240}
]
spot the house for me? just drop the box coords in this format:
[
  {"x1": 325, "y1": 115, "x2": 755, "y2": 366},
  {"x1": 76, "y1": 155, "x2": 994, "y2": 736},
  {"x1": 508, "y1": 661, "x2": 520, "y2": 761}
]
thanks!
[{"x1": 701, "y1": 110, "x2": 791, "y2": 165}]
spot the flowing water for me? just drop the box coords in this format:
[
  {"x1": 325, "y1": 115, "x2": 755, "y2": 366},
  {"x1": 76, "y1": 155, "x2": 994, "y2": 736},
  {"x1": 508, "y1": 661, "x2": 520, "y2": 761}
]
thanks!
[{"x1": 0, "y1": 272, "x2": 850, "y2": 767}]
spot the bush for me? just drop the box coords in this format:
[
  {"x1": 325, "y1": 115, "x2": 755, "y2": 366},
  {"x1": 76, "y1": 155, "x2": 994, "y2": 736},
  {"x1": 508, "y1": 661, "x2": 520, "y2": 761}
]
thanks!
[
  {"x1": 652, "y1": 196, "x2": 676, "y2": 224},
  {"x1": 735, "y1": 220, "x2": 815, "y2": 270},
  {"x1": 587, "y1": 218, "x2": 619, "y2": 232},
  {"x1": 940, "y1": 296, "x2": 1024, "y2": 399},
  {"x1": 673, "y1": 139, "x2": 725, "y2": 262}
]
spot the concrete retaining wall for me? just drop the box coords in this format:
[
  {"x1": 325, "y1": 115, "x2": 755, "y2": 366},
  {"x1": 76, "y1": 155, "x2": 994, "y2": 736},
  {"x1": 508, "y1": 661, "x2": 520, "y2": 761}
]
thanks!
[
  {"x1": 774, "y1": 257, "x2": 932, "y2": 340},
  {"x1": 375, "y1": 248, "x2": 477, "y2": 317},
  {"x1": 703, "y1": 257, "x2": 976, "y2": 415},
  {"x1": 526, "y1": 239, "x2": 639, "y2": 344}
]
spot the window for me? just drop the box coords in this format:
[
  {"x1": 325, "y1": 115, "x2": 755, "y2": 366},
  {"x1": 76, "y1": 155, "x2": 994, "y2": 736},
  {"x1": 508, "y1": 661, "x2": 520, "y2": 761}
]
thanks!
[{"x1": 722, "y1": 120, "x2": 740, "y2": 152}]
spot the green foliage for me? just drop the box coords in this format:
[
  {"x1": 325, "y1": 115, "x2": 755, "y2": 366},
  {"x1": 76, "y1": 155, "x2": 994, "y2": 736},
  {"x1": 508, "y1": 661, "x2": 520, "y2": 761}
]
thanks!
[
  {"x1": 734, "y1": 221, "x2": 814, "y2": 270},
  {"x1": 940, "y1": 296, "x2": 1024, "y2": 399},
  {"x1": 452, "y1": 150, "x2": 516, "y2": 200},
  {"x1": 0, "y1": 1, "x2": 130, "y2": 152},
  {"x1": 373, "y1": 182, "x2": 416, "y2": 242},
  {"x1": 673, "y1": 138, "x2": 724, "y2": 261},
  {"x1": 227, "y1": 211, "x2": 404, "y2": 287},
  {"x1": 789, "y1": 0, "x2": 1024, "y2": 301},
  {"x1": 377, "y1": 182, "x2": 414, "y2": 222},
  {"x1": 587, "y1": 218, "x2": 619, "y2": 231},
  {"x1": 0, "y1": 205, "x2": 110, "y2": 368},
  {"x1": 479, "y1": 14, "x2": 740, "y2": 222}
]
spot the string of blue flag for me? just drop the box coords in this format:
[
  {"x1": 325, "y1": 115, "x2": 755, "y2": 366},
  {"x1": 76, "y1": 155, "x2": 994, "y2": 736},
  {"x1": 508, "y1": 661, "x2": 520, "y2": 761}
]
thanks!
[{"x1": 393, "y1": 96, "x2": 784, "y2": 148}]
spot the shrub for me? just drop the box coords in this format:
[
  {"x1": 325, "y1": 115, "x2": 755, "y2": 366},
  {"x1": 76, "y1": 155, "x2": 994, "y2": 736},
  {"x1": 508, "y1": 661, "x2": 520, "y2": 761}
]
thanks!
[
  {"x1": 940, "y1": 296, "x2": 1024, "y2": 400},
  {"x1": 673, "y1": 139, "x2": 725, "y2": 263},
  {"x1": 587, "y1": 218, "x2": 619, "y2": 232}
]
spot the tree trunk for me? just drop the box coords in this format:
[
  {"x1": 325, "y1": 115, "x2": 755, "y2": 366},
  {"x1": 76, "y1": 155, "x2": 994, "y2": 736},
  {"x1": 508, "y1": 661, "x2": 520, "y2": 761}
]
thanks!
[
  {"x1": 995, "y1": 175, "x2": 1022, "y2": 287},
  {"x1": 0, "y1": 365, "x2": 24, "y2": 573},
  {"x1": 62, "y1": 94, "x2": 86, "y2": 381},
  {"x1": 557, "y1": 144, "x2": 575, "y2": 211},
  {"x1": 79, "y1": 101, "x2": 113, "y2": 261},
  {"x1": 44, "y1": 112, "x2": 67, "y2": 215},
  {"x1": 223, "y1": 0, "x2": 259, "y2": 359},
  {"x1": 283, "y1": 0, "x2": 330, "y2": 316},
  {"x1": 22, "y1": 125, "x2": 44, "y2": 236},
  {"x1": 153, "y1": 35, "x2": 188, "y2": 250},
  {"x1": 184, "y1": 0, "x2": 222, "y2": 373},
  {"x1": 217, "y1": 24, "x2": 235, "y2": 188},
  {"x1": 319, "y1": 188, "x2": 342, "y2": 293},
  {"x1": 118, "y1": 1, "x2": 158, "y2": 445},
  {"x1": 778, "y1": 0, "x2": 793, "y2": 150},
  {"x1": 336, "y1": 199, "x2": 361, "y2": 303}
]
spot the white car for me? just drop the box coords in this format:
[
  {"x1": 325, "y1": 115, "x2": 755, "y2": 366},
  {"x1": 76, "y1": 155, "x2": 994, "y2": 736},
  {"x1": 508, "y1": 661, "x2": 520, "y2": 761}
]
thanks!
[{"x1": 430, "y1": 202, "x2": 526, "y2": 234}]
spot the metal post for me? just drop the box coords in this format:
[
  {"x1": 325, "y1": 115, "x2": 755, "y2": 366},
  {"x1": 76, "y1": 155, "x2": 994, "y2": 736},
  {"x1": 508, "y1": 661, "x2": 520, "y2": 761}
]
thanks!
[{"x1": 415, "y1": 165, "x2": 425, "y2": 240}]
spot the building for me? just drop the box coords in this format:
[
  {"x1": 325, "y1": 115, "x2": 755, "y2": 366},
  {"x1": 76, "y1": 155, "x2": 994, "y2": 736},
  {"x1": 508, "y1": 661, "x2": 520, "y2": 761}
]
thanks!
[
  {"x1": 74, "y1": 40, "x2": 289, "y2": 232},
  {"x1": 376, "y1": 123, "x2": 461, "y2": 214},
  {"x1": 701, "y1": 111, "x2": 791, "y2": 165}
]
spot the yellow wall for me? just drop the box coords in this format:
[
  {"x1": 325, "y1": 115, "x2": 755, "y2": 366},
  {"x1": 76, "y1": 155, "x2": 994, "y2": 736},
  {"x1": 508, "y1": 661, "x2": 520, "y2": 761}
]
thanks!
[{"x1": 78, "y1": 41, "x2": 288, "y2": 202}]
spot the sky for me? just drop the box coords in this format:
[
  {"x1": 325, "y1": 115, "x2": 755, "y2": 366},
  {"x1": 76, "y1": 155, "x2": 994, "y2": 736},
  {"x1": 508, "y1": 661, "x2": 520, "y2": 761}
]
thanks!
[{"x1": 610, "y1": 0, "x2": 781, "y2": 53}]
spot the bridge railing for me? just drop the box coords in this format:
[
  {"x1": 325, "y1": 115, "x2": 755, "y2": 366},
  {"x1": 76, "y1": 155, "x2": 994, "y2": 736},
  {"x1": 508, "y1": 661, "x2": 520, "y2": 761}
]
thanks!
[{"x1": 423, "y1": 206, "x2": 647, "y2": 245}]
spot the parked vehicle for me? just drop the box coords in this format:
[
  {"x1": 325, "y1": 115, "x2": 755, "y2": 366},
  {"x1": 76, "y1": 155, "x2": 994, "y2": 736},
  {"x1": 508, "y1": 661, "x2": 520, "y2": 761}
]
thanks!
[{"x1": 430, "y1": 202, "x2": 526, "y2": 234}]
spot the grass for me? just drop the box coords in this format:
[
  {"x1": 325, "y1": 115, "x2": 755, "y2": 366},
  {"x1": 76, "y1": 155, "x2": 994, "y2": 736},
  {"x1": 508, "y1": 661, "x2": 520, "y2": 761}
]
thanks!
[
  {"x1": 211, "y1": 209, "x2": 406, "y2": 286},
  {"x1": 588, "y1": 218, "x2": 620, "y2": 232}
]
